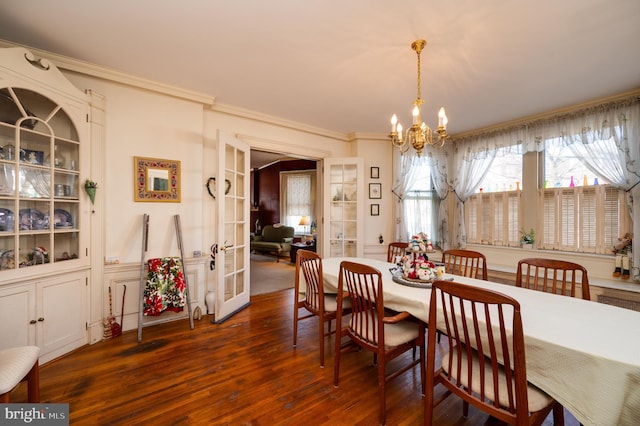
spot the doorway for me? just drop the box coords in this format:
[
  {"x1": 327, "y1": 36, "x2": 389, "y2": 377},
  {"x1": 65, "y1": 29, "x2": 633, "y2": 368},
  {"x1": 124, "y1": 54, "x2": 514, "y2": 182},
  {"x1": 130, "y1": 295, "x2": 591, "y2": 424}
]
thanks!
[{"x1": 250, "y1": 149, "x2": 319, "y2": 295}]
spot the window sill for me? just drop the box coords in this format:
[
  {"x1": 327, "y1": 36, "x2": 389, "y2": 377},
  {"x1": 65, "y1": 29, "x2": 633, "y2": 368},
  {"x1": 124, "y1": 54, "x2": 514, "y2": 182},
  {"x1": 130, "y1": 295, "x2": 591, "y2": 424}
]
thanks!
[{"x1": 467, "y1": 243, "x2": 640, "y2": 294}]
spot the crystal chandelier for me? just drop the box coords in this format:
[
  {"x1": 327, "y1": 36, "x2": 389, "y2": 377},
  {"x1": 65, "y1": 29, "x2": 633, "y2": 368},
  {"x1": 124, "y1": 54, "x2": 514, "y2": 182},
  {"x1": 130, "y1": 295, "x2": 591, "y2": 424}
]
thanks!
[{"x1": 389, "y1": 39, "x2": 448, "y2": 156}]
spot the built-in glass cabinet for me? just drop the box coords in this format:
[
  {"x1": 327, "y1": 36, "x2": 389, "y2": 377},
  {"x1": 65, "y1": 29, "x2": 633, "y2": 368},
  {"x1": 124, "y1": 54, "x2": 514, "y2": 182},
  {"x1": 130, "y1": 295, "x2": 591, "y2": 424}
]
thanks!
[
  {"x1": 323, "y1": 158, "x2": 364, "y2": 258},
  {"x1": 0, "y1": 87, "x2": 80, "y2": 271}
]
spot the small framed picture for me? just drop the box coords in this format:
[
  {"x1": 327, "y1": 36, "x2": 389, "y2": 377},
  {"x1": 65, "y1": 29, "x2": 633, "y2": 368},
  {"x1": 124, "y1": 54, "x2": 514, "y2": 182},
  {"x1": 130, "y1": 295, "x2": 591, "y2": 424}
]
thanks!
[
  {"x1": 370, "y1": 166, "x2": 379, "y2": 179},
  {"x1": 369, "y1": 183, "x2": 381, "y2": 199},
  {"x1": 370, "y1": 204, "x2": 379, "y2": 216}
]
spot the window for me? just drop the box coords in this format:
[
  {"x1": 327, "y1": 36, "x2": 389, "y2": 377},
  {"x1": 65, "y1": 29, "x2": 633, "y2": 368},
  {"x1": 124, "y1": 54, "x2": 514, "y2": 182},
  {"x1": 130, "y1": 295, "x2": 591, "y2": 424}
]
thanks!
[
  {"x1": 540, "y1": 138, "x2": 625, "y2": 253},
  {"x1": 466, "y1": 150, "x2": 522, "y2": 246},
  {"x1": 539, "y1": 185, "x2": 625, "y2": 253},
  {"x1": 465, "y1": 139, "x2": 628, "y2": 254},
  {"x1": 402, "y1": 162, "x2": 439, "y2": 241},
  {"x1": 475, "y1": 150, "x2": 522, "y2": 193},
  {"x1": 465, "y1": 191, "x2": 521, "y2": 246},
  {"x1": 280, "y1": 171, "x2": 316, "y2": 234},
  {"x1": 544, "y1": 139, "x2": 610, "y2": 188}
]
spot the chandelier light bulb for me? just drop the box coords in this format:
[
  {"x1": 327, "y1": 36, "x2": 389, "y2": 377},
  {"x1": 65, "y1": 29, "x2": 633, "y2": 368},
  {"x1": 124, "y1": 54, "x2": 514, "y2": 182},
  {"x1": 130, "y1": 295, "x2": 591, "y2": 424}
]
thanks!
[
  {"x1": 438, "y1": 107, "x2": 448, "y2": 128},
  {"x1": 391, "y1": 114, "x2": 397, "y2": 132},
  {"x1": 412, "y1": 105, "x2": 420, "y2": 124}
]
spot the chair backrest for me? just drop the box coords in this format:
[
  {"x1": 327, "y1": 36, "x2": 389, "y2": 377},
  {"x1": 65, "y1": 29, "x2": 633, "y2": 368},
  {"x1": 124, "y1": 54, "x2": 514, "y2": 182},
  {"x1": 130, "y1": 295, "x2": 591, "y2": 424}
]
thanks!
[
  {"x1": 428, "y1": 280, "x2": 529, "y2": 421},
  {"x1": 441, "y1": 249, "x2": 488, "y2": 280},
  {"x1": 338, "y1": 260, "x2": 384, "y2": 350},
  {"x1": 515, "y1": 258, "x2": 590, "y2": 300},
  {"x1": 387, "y1": 242, "x2": 409, "y2": 263},
  {"x1": 295, "y1": 249, "x2": 325, "y2": 313}
]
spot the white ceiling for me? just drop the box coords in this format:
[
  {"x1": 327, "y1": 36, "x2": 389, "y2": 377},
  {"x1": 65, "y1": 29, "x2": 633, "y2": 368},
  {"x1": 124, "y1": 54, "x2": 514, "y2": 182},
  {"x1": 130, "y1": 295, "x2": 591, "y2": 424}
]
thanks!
[{"x1": 0, "y1": 0, "x2": 639, "y2": 137}]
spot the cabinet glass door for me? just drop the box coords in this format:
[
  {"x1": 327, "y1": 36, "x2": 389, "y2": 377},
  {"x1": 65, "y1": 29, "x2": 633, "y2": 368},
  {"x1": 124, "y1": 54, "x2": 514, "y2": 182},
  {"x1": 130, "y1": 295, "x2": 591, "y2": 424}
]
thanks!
[
  {"x1": 0, "y1": 87, "x2": 81, "y2": 271},
  {"x1": 323, "y1": 158, "x2": 363, "y2": 258}
]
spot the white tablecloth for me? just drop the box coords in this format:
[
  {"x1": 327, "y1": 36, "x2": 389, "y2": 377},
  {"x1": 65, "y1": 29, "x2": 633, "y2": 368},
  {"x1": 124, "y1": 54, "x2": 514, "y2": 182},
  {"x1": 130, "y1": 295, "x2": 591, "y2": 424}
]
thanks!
[{"x1": 322, "y1": 257, "x2": 640, "y2": 426}]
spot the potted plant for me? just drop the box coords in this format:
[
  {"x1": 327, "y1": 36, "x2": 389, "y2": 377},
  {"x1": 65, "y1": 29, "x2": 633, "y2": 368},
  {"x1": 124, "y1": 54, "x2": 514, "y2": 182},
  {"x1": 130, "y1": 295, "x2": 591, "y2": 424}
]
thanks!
[{"x1": 520, "y1": 228, "x2": 535, "y2": 249}]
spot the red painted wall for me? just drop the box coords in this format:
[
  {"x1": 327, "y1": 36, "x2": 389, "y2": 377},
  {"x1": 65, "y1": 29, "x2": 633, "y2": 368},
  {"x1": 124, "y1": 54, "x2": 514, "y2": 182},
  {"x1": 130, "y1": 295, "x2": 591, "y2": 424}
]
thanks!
[{"x1": 251, "y1": 159, "x2": 316, "y2": 233}]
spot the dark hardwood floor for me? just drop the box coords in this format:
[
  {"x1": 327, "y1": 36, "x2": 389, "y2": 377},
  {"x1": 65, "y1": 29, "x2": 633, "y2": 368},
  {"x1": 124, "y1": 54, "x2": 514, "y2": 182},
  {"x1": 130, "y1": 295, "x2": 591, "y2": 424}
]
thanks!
[{"x1": 10, "y1": 289, "x2": 579, "y2": 425}]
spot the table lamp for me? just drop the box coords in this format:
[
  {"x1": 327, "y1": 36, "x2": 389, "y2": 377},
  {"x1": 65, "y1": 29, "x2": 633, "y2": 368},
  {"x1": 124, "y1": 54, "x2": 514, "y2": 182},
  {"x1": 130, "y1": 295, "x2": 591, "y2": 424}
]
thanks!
[{"x1": 298, "y1": 215, "x2": 310, "y2": 235}]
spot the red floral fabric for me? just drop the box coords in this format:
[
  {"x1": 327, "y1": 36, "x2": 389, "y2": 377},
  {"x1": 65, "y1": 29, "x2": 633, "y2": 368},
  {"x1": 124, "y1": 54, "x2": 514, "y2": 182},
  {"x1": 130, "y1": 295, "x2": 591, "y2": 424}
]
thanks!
[{"x1": 143, "y1": 257, "x2": 187, "y2": 316}]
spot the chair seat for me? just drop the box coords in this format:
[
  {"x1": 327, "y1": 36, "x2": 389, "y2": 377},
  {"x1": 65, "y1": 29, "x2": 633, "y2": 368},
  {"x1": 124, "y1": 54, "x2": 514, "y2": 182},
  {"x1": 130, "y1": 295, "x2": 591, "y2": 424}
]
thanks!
[
  {"x1": 323, "y1": 294, "x2": 351, "y2": 313},
  {"x1": 443, "y1": 349, "x2": 554, "y2": 412},
  {"x1": 0, "y1": 346, "x2": 40, "y2": 394},
  {"x1": 351, "y1": 312, "x2": 420, "y2": 347}
]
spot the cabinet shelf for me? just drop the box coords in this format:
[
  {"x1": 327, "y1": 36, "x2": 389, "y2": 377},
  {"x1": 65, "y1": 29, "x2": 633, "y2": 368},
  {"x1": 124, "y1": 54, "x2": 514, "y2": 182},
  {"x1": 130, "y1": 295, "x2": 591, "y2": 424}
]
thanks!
[{"x1": 0, "y1": 82, "x2": 83, "y2": 274}]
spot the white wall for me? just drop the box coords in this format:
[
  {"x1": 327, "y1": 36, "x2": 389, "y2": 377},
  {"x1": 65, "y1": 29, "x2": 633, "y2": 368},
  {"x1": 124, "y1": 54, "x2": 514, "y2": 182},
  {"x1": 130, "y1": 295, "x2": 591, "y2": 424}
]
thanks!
[
  {"x1": 64, "y1": 65, "x2": 365, "y2": 335},
  {"x1": 351, "y1": 135, "x2": 395, "y2": 259}
]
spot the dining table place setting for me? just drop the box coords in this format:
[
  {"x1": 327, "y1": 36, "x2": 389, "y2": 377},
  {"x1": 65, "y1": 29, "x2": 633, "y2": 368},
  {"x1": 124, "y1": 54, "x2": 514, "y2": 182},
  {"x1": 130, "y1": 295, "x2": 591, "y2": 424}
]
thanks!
[{"x1": 321, "y1": 256, "x2": 640, "y2": 426}]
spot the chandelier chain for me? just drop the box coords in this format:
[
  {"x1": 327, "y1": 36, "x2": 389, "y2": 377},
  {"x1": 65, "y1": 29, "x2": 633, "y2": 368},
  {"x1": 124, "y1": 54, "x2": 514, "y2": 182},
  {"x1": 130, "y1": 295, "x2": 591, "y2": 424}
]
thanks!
[{"x1": 415, "y1": 46, "x2": 423, "y2": 107}]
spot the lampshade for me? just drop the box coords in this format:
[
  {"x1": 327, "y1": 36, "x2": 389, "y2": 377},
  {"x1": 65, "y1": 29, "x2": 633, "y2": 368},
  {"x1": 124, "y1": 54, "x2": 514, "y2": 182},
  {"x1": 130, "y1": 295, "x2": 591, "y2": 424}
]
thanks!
[{"x1": 298, "y1": 215, "x2": 310, "y2": 226}]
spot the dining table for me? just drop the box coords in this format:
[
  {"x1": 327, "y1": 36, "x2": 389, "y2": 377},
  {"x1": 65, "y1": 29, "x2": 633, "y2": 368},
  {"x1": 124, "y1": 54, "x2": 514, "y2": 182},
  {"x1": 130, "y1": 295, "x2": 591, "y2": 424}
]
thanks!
[{"x1": 321, "y1": 257, "x2": 640, "y2": 426}]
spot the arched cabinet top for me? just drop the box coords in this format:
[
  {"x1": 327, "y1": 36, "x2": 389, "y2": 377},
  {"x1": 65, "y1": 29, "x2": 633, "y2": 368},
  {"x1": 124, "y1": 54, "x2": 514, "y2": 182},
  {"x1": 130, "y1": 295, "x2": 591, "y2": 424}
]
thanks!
[{"x1": 0, "y1": 47, "x2": 88, "y2": 107}]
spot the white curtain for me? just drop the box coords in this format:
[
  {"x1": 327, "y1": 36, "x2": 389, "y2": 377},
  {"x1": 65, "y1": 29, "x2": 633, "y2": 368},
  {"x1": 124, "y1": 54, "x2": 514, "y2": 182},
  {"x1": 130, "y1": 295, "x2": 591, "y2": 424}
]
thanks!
[
  {"x1": 280, "y1": 171, "x2": 316, "y2": 233},
  {"x1": 391, "y1": 149, "x2": 425, "y2": 241},
  {"x1": 451, "y1": 96, "x2": 639, "y2": 279},
  {"x1": 426, "y1": 147, "x2": 450, "y2": 250},
  {"x1": 531, "y1": 99, "x2": 640, "y2": 279},
  {"x1": 450, "y1": 130, "x2": 526, "y2": 248}
]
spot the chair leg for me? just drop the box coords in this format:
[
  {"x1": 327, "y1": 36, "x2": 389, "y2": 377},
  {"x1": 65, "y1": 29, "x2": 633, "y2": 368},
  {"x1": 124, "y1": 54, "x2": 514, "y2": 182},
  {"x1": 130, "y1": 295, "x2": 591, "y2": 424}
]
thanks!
[
  {"x1": 27, "y1": 361, "x2": 40, "y2": 403},
  {"x1": 552, "y1": 404, "x2": 565, "y2": 426},
  {"x1": 0, "y1": 361, "x2": 39, "y2": 403},
  {"x1": 319, "y1": 318, "x2": 325, "y2": 368},
  {"x1": 293, "y1": 306, "x2": 299, "y2": 348},
  {"x1": 378, "y1": 357, "x2": 387, "y2": 426}
]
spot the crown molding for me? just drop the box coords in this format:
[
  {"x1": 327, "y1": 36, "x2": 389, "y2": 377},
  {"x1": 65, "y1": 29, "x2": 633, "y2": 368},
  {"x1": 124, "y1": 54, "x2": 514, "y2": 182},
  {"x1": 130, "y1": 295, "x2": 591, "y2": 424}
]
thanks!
[
  {"x1": 450, "y1": 87, "x2": 640, "y2": 140},
  {"x1": 210, "y1": 102, "x2": 349, "y2": 142},
  {"x1": 0, "y1": 38, "x2": 214, "y2": 105}
]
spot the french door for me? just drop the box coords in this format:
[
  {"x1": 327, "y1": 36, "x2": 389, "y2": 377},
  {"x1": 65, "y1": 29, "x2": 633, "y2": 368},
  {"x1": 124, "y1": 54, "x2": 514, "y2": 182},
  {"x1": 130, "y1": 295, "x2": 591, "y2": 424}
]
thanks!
[{"x1": 214, "y1": 131, "x2": 251, "y2": 322}]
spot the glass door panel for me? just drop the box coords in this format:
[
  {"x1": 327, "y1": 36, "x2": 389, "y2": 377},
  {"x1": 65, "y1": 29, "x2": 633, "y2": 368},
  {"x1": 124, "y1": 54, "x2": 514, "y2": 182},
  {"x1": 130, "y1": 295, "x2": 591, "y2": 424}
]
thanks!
[{"x1": 323, "y1": 158, "x2": 363, "y2": 258}]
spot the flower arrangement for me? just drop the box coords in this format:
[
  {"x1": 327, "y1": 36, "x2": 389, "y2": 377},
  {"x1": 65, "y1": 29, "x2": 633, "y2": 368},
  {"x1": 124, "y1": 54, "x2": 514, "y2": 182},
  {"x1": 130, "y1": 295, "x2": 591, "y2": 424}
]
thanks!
[
  {"x1": 520, "y1": 228, "x2": 535, "y2": 245},
  {"x1": 399, "y1": 254, "x2": 437, "y2": 282}
]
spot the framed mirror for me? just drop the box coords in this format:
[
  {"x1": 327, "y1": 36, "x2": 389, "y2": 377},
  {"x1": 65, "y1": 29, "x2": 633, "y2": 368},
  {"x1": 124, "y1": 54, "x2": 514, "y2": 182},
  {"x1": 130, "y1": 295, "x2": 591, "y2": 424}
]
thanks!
[{"x1": 134, "y1": 156, "x2": 181, "y2": 202}]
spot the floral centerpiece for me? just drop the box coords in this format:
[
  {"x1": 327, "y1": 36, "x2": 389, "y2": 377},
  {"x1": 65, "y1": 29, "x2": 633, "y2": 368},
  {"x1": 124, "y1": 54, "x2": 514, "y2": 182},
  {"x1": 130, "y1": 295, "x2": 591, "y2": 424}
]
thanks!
[{"x1": 398, "y1": 254, "x2": 438, "y2": 282}]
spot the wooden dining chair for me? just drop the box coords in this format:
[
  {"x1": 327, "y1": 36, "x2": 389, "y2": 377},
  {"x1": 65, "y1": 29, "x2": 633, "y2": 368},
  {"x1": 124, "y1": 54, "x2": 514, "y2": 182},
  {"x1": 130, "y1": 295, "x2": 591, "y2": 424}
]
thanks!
[
  {"x1": 441, "y1": 249, "x2": 488, "y2": 280},
  {"x1": 334, "y1": 260, "x2": 425, "y2": 425},
  {"x1": 387, "y1": 241, "x2": 409, "y2": 263},
  {"x1": 515, "y1": 258, "x2": 591, "y2": 300},
  {"x1": 424, "y1": 280, "x2": 564, "y2": 426},
  {"x1": 293, "y1": 249, "x2": 351, "y2": 367}
]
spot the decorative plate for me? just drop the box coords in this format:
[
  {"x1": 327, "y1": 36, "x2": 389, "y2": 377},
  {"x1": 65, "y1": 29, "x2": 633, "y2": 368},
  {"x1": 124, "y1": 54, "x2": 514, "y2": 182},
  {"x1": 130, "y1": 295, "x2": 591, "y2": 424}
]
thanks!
[
  {"x1": 54, "y1": 209, "x2": 73, "y2": 228},
  {"x1": 0, "y1": 208, "x2": 14, "y2": 231},
  {"x1": 18, "y1": 208, "x2": 46, "y2": 230},
  {"x1": 391, "y1": 271, "x2": 434, "y2": 288}
]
